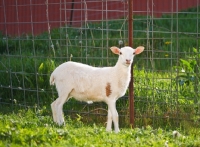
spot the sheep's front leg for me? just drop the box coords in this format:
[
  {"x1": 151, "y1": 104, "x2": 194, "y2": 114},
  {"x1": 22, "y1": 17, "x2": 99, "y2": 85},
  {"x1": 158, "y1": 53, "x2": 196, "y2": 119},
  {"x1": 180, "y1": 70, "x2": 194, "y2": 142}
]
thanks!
[
  {"x1": 106, "y1": 109, "x2": 112, "y2": 132},
  {"x1": 107, "y1": 101, "x2": 120, "y2": 133}
]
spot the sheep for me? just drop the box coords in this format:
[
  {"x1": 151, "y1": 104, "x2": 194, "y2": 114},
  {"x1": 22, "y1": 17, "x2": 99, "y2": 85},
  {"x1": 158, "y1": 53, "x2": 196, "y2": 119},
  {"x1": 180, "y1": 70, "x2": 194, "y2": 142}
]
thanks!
[{"x1": 50, "y1": 46, "x2": 144, "y2": 133}]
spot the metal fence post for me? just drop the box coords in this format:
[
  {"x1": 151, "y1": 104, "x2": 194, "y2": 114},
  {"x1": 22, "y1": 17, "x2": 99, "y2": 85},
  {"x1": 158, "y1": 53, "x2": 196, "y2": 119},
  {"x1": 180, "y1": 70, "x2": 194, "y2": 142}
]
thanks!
[{"x1": 128, "y1": 0, "x2": 134, "y2": 128}]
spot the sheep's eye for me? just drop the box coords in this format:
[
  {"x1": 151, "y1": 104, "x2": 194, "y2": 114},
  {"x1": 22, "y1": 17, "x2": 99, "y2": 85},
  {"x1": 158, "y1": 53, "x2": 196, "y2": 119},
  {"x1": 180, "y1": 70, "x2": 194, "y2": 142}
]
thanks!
[
  {"x1": 120, "y1": 52, "x2": 122, "y2": 55},
  {"x1": 133, "y1": 52, "x2": 135, "y2": 55}
]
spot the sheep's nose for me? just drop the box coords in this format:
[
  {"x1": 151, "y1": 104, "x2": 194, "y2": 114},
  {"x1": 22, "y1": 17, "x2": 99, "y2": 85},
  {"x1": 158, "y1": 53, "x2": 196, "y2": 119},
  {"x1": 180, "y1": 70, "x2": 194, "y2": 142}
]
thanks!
[{"x1": 126, "y1": 59, "x2": 131, "y2": 64}]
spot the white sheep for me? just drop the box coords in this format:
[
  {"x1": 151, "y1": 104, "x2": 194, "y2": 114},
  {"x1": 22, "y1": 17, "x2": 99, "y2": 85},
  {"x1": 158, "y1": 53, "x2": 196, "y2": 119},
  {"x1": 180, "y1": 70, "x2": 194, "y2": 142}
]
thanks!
[{"x1": 50, "y1": 46, "x2": 144, "y2": 133}]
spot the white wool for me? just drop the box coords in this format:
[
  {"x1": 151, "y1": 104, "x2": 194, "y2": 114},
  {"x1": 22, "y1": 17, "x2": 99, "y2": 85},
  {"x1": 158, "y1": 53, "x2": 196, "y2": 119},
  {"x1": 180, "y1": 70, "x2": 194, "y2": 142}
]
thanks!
[{"x1": 50, "y1": 46, "x2": 144, "y2": 133}]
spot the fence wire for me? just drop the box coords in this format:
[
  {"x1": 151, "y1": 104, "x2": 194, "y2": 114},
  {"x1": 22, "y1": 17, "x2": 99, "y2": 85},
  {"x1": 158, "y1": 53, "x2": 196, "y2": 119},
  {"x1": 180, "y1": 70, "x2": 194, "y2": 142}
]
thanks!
[{"x1": 0, "y1": 0, "x2": 200, "y2": 129}]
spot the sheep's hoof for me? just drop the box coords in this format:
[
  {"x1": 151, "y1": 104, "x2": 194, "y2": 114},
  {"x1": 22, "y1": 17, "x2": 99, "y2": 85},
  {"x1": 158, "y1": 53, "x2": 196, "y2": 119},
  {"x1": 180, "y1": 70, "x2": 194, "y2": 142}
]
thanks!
[
  {"x1": 106, "y1": 128, "x2": 112, "y2": 132},
  {"x1": 55, "y1": 119, "x2": 65, "y2": 126},
  {"x1": 114, "y1": 129, "x2": 120, "y2": 133},
  {"x1": 56, "y1": 122, "x2": 65, "y2": 127},
  {"x1": 87, "y1": 101, "x2": 93, "y2": 104}
]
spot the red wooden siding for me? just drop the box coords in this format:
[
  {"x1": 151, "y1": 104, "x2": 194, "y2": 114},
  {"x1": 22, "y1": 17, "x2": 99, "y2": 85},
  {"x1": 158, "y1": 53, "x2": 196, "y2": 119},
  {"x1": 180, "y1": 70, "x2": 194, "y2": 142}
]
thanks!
[{"x1": 0, "y1": 0, "x2": 199, "y2": 36}]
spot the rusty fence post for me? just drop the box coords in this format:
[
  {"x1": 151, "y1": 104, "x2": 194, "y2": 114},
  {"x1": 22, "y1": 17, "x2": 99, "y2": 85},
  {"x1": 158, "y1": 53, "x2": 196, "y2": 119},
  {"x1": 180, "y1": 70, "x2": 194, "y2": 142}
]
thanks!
[{"x1": 128, "y1": 0, "x2": 134, "y2": 128}]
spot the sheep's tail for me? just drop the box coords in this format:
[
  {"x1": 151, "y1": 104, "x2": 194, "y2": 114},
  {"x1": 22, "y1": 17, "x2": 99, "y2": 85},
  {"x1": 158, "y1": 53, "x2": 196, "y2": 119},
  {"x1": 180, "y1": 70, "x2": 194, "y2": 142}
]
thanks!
[{"x1": 50, "y1": 73, "x2": 55, "y2": 85}]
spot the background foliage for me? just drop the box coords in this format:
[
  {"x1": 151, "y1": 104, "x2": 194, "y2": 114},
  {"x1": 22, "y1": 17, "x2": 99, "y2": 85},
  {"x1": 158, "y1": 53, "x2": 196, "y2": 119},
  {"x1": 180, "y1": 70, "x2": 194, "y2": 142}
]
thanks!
[{"x1": 0, "y1": 6, "x2": 200, "y2": 130}]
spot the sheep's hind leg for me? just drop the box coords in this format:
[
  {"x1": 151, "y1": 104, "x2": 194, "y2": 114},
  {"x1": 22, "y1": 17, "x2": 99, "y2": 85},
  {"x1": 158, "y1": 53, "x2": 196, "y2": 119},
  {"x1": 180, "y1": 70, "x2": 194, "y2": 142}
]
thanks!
[
  {"x1": 51, "y1": 95, "x2": 70, "y2": 126},
  {"x1": 51, "y1": 100, "x2": 57, "y2": 123}
]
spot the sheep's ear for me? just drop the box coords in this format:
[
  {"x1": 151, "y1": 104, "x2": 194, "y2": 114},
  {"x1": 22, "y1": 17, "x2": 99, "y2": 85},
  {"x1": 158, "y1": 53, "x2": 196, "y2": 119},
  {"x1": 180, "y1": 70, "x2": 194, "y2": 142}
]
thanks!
[
  {"x1": 110, "y1": 46, "x2": 120, "y2": 55},
  {"x1": 134, "y1": 46, "x2": 144, "y2": 55}
]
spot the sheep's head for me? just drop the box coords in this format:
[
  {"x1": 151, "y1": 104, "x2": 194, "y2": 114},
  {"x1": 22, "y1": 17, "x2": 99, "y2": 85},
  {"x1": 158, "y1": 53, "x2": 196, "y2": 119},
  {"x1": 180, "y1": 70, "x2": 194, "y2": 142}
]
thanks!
[{"x1": 110, "y1": 46, "x2": 144, "y2": 67}]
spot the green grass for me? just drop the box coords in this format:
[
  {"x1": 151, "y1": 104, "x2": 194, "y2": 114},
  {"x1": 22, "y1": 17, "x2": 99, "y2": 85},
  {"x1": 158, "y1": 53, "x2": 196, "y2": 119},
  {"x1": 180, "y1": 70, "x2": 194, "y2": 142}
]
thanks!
[{"x1": 0, "y1": 109, "x2": 200, "y2": 147}]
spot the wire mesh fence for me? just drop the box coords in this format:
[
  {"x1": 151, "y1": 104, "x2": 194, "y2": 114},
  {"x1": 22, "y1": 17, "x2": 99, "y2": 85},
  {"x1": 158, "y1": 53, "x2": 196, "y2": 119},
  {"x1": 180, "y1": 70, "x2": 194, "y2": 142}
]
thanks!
[{"x1": 0, "y1": 0, "x2": 200, "y2": 129}]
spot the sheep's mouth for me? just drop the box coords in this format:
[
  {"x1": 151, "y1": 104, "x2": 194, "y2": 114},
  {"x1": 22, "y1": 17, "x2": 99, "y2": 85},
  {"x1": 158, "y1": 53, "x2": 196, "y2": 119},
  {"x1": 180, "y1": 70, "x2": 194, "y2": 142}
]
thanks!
[
  {"x1": 124, "y1": 62, "x2": 131, "y2": 66},
  {"x1": 125, "y1": 60, "x2": 131, "y2": 65},
  {"x1": 126, "y1": 60, "x2": 132, "y2": 64}
]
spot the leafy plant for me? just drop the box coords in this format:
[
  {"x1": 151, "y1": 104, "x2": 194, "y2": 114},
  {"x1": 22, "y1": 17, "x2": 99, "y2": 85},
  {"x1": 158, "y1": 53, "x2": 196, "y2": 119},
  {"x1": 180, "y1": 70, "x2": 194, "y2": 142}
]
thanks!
[
  {"x1": 175, "y1": 47, "x2": 200, "y2": 102},
  {"x1": 38, "y1": 59, "x2": 55, "y2": 89}
]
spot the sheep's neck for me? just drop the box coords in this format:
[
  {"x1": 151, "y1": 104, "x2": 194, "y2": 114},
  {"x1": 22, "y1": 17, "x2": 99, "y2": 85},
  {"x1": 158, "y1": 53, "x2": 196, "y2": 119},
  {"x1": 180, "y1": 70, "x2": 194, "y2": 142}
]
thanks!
[
  {"x1": 112, "y1": 61, "x2": 131, "y2": 97},
  {"x1": 115, "y1": 60, "x2": 131, "y2": 73},
  {"x1": 114, "y1": 60, "x2": 131, "y2": 79}
]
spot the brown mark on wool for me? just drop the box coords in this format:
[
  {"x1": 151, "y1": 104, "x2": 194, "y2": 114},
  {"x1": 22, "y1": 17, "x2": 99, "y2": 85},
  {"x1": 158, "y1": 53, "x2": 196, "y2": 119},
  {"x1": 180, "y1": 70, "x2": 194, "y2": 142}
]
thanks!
[{"x1": 105, "y1": 82, "x2": 112, "y2": 97}]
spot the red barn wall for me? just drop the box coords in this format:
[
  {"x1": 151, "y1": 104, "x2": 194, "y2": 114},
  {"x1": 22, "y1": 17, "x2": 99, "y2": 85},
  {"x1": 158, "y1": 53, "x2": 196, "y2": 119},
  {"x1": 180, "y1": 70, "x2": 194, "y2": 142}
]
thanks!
[{"x1": 0, "y1": 0, "x2": 199, "y2": 36}]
